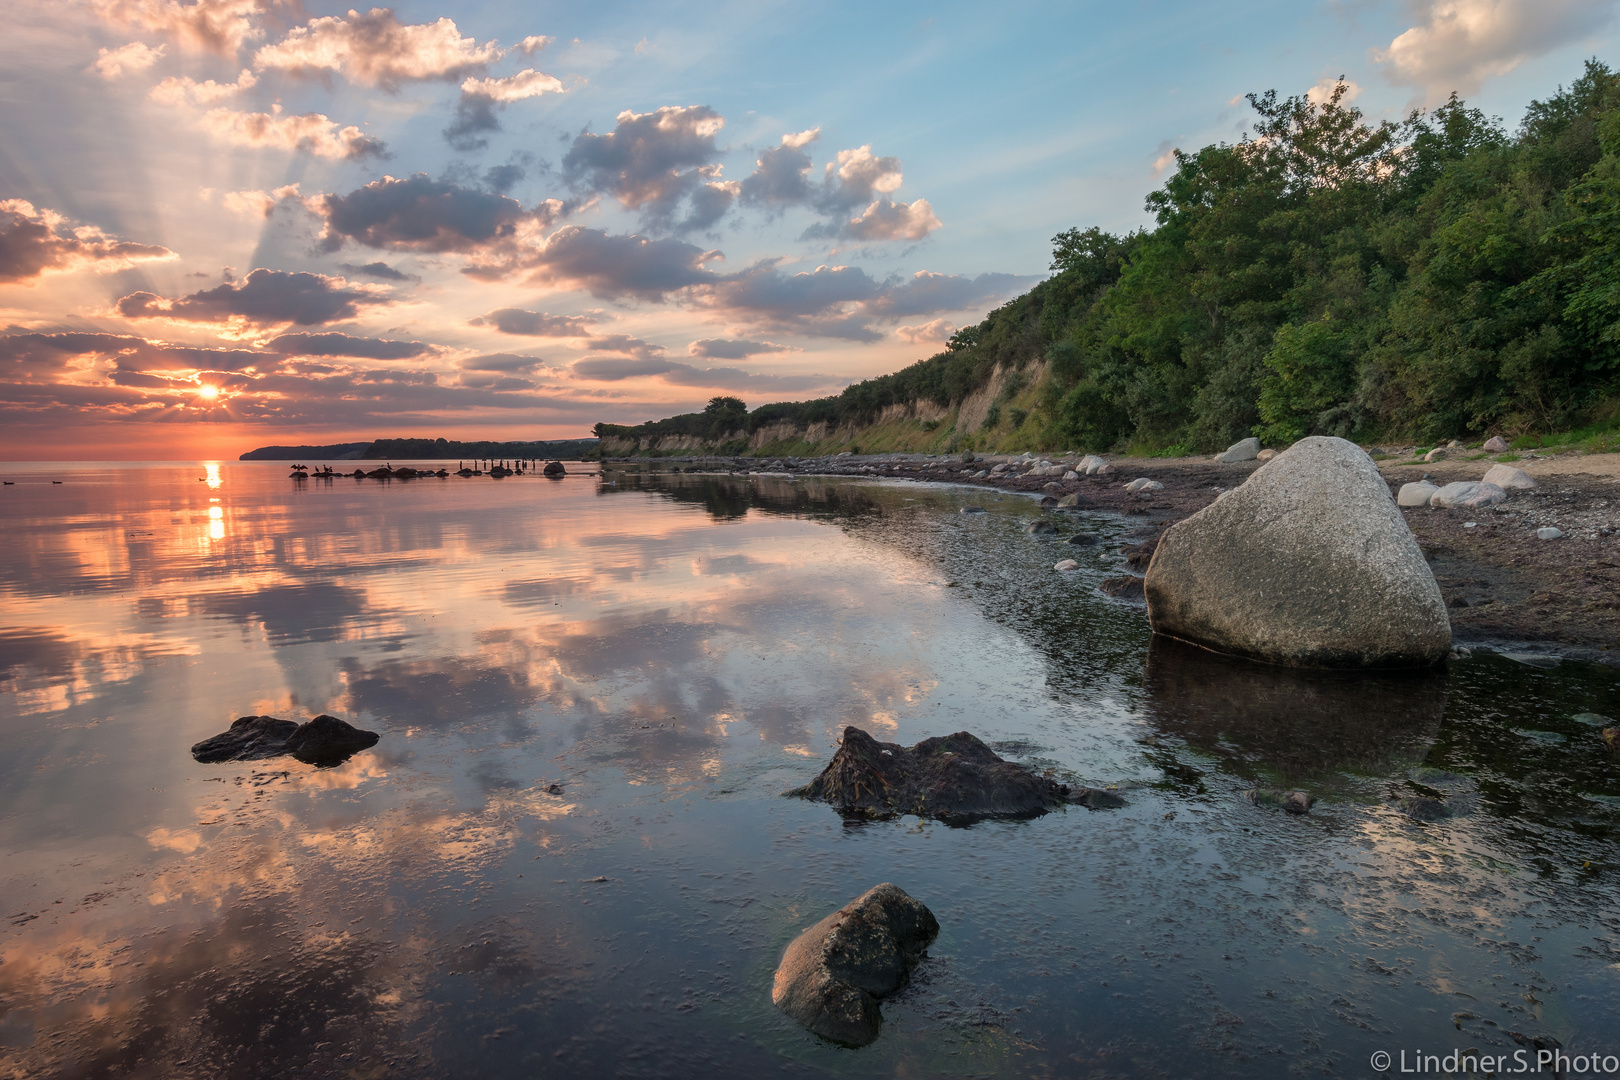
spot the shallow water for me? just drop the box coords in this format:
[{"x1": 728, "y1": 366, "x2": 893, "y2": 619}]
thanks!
[{"x1": 1, "y1": 461, "x2": 1617, "y2": 1079}]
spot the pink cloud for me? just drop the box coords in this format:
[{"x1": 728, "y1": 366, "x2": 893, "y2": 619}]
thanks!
[{"x1": 0, "y1": 200, "x2": 175, "y2": 284}]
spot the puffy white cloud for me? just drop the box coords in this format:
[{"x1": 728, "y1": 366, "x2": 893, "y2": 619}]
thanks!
[
  {"x1": 460, "y1": 68, "x2": 563, "y2": 102},
  {"x1": 198, "y1": 105, "x2": 387, "y2": 159},
  {"x1": 823, "y1": 145, "x2": 902, "y2": 210},
  {"x1": 833, "y1": 198, "x2": 941, "y2": 242},
  {"x1": 254, "y1": 8, "x2": 500, "y2": 90},
  {"x1": 1306, "y1": 76, "x2": 1361, "y2": 106},
  {"x1": 0, "y1": 200, "x2": 175, "y2": 284},
  {"x1": 895, "y1": 318, "x2": 955, "y2": 345},
  {"x1": 93, "y1": 0, "x2": 263, "y2": 56},
  {"x1": 516, "y1": 35, "x2": 552, "y2": 56},
  {"x1": 1372, "y1": 0, "x2": 1616, "y2": 99},
  {"x1": 150, "y1": 67, "x2": 256, "y2": 104},
  {"x1": 92, "y1": 42, "x2": 166, "y2": 78}
]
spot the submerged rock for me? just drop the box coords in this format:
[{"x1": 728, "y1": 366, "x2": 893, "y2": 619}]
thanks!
[
  {"x1": 1144, "y1": 436, "x2": 1451, "y2": 668},
  {"x1": 787, "y1": 726, "x2": 1114, "y2": 824},
  {"x1": 1245, "y1": 788, "x2": 1313, "y2": 814},
  {"x1": 959, "y1": 505, "x2": 987, "y2": 514},
  {"x1": 1056, "y1": 493, "x2": 1082, "y2": 508},
  {"x1": 1397, "y1": 795, "x2": 1452, "y2": 821},
  {"x1": 192, "y1": 714, "x2": 379, "y2": 766},
  {"x1": 1099, "y1": 575, "x2": 1145, "y2": 599},
  {"x1": 1026, "y1": 520, "x2": 1059, "y2": 534},
  {"x1": 1065, "y1": 533, "x2": 1098, "y2": 546},
  {"x1": 1603, "y1": 728, "x2": 1618, "y2": 755},
  {"x1": 771, "y1": 883, "x2": 939, "y2": 1046}
]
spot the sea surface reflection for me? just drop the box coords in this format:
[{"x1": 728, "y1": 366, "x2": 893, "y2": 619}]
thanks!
[{"x1": 1, "y1": 461, "x2": 1617, "y2": 1078}]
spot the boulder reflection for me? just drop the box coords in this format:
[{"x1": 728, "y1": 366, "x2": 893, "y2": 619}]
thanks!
[{"x1": 1140, "y1": 635, "x2": 1448, "y2": 783}]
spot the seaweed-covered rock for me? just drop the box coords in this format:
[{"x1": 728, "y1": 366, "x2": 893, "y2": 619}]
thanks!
[
  {"x1": 192, "y1": 714, "x2": 379, "y2": 766},
  {"x1": 1099, "y1": 576, "x2": 1145, "y2": 600},
  {"x1": 787, "y1": 727, "x2": 1114, "y2": 824},
  {"x1": 1603, "y1": 728, "x2": 1618, "y2": 755},
  {"x1": 1397, "y1": 795, "x2": 1452, "y2": 821},
  {"x1": 772, "y1": 883, "x2": 939, "y2": 1046}
]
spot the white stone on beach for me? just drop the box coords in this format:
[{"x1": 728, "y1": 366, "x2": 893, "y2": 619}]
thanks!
[
  {"x1": 1482, "y1": 464, "x2": 1536, "y2": 491},
  {"x1": 1397, "y1": 481, "x2": 1438, "y2": 507},
  {"x1": 1428, "y1": 481, "x2": 1506, "y2": 509}
]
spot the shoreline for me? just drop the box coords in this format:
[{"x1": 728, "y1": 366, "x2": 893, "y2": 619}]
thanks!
[{"x1": 604, "y1": 447, "x2": 1620, "y2": 665}]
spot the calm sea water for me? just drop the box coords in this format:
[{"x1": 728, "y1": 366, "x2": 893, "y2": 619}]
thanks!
[{"x1": 1, "y1": 461, "x2": 1617, "y2": 1079}]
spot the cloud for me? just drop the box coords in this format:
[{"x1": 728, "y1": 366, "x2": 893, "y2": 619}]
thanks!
[
  {"x1": 150, "y1": 67, "x2": 256, "y2": 104},
  {"x1": 461, "y1": 68, "x2": 563, "y2": 102},
  {"x1": 340, "y1": 261, "x2": 412, "y2": 281},
  {"x1": 895, "y1": 318, "x2": 955, "y2": 344},
  {"x1": 687, "y1": 338, "x2": 794, "y2": 359},
  {"x1": 446, "y1": 68, "x2": 565, "y2": 149},
  {"x1": 469, "y1": 308, "x2": 597, "y2": 336},
  {"x1": 510, "y1": 225, "x2": 722, "y2": 300},
  {"x1": 516, "y1": 35, "x2": 552, "y2": 55},
  {"x1": 93, "y1": 0, "x2": 263, "y2": 57},
  {"x1": 738, "y1": 129, "x2": 820, "y2": 208},
  {"x1": 0, "y1": 200, "x2": 175, "y2": 284},
  {"x1": 569, "y1": 355, "x2": 833, "y2": 392},
  {"x1": 198, "y1": 106, "x2": 387, "y2": 159},
  {"x1": 814, "y1": 197, "x2": 941, "y2": 242},
  {"x1": 859, "y1": 270, "x2": 1033, "y2": 319},
  {"x1": 459, "y1": 352, "x2": 549, "y2": 373},
  {"x1": 1305, "y1": 76, "x2": 1361, "y2": 106},
  {"x1": 266, "y1": 332, "x2": 437, "y2": 359},
  {"x1": 585, "y1": 334, "x2": 665, "y2": 359},
  {"x1": 254, "y1": 9, "x2": 500, "y2": 90},
  {"x1": 1372, "y1": 0, "x2": 1616, "y2": 99},
  {"x1": 0, "y1": 332, "x2": 266, "y2": 380},
  {"x1": 820, "y1": 144, "x2": 903, "y2": 211},
  {"x1": 562, "y1": 105, "x2": 736, "y2": 232},
  {"x1": 221, "y1": 182, "x2": 301, "y2": 216},
  {"x1": 114, "y1": 268, "x2": 389, "y2": 328},
  {"x1": 315, "y1": 174, "x2": 555, "y2": 253},
  {"x1": 92, "y1": 41, "x2": 166, "y2": 78}
]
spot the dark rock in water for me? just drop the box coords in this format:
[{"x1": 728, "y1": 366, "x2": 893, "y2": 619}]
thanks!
[
  {"x1": 1026, "y1": 520, "x2": 1058, "y2": 535},
  {"x1": 191, "y1": 714, "x2": 379, "y2": 766},
  {"x1": 1245, "y1": 788, "x2": 1313, "y2": 814},
  {"x1": 1603, "y1": 728, "x2": 1617, "y2": 754},
  {"x1": 1065, "y1": 533, "x2": 1098, "y2": 546},
  {"x1": 772, "y1": 882, "x2": 939, "y2": 1046},
  {"x1": 543, "y1": 460, "x2": 566, "y2": 476},
  {"x1": 787, "y1": 726, "x2": 1113, "y2": 824},
  {"x1": 1397, "y1": 795, "x2": 1452, "y2": 821},
  {"x1": 1038, "y1": 495, "x2": 1058, "y2": 508},
  {"x1": 1069, "y1": 786, "x2": 1127, "y2": 809},
  {"x1": 1099, "y1": 575, "x2": 1145, "y2": 599},
  {"x1": 191, "y1": 716, "x2": 298, "y2": 763},
  {"x1": 959, "y1": 506, "x2": 987, "y2": 515},
  {"x1": 1121, "y1": 536, "x2": 1159, "y2": 568},
  {"x1": 545, "y1": 783, "x2": 564, "y2": 795}
]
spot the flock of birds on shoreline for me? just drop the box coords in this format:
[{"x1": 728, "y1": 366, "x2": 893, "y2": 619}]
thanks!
[{"x1": 288, "y1": 459, "x2": 567, "y2": 481}]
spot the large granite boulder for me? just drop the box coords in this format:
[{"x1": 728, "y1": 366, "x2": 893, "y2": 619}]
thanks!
[
  {"x1": 1144, "y1": 436, "x2": 1451, "y2": 667},
  {"x1": 787, "y1": 726, "x2": 1117, "y2": 824},
  {"x1": 192, "y1": 714, "x2": 380, "y2": 766},
  {"x1": 772, "y1": 883, "x2": 939, "y2": 1045}
]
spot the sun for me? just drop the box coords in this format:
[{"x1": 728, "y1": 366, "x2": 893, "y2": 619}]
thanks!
[{"x1": 197, "y1": 384, "x2": 220, "y2": 400}]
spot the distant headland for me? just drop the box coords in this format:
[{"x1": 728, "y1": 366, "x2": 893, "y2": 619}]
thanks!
[{"x1": 239, "y1": 436, "x2": 600, "y2": 461}]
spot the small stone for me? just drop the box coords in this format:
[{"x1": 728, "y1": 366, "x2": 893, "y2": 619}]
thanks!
[
  {"x1": 1245, "y1": 789, "x2": 1313, "y2": 815},
  {"x1": 1483, "y1": 436, "x2": 1510, "y2": 452},
  {"x1": 1043, "y1": 481, "x2": 1064, "y2": 493},
  {"x1": 1448, "y1": 596, "x2": 1469, "y2": 608},
  {"x1": 1428, "y1": 481, "x2": 1507, "y2": 509},
  {"x1": 1572, "y1": 713, "x2": 1614, "y2": 727},
  {"x1": 1065, "y1": 533, "x2": 1098, "y2": 546},
  {"x1": 972, "y1": 469, "x2": 989, "y2": 478},
  {"x1": 959, "y1": 506, "x2": 987, "y2": 514},
  {"x1": 1397, "y1": 481, "x2": 1438, "y2": 507},
  {"x1": 1124, "y1": 477, "x2": 1164, "y2": 493},
  {"x1": 1423, "y1": 447, "x2": 1447, "y2": 463},
  {"x1": 545, "y1": 783, "x2": 564, "y2": 795},
  {"x1": 1482, "y1": 464, "x2": 1536, "y2": 491},
  {"x1": 1603, "y1": 728, "x2": 1618, "y2": 754},
  {"x1": 1218, "y1": 437, "x2": 1260, "y2": 463},
  {"x1": 1063, "y1": 470, "x2": 1079, "y2": 480},
  {"x1": 1256, "y1": 448, "x2": 1277, "y2": 461},
  {"x1": 1026, "y1": 520, "x2": 1058, "y2": 534},
  {"x1": 1054, "y1": 559, "x2": 1080, "y2": 571},
  {"x1": 1055, "y1": 493, "x2": 1081, "y2": 508},
  {"x1": 771, "y1": 883, "x2": 939, "y2": 1046},
  {"x1": 1099, "y1": 575, "x2": 1145, "y2": 599},
  {"x1": 1078, "y1": 455, "x2": 1108, "y2": 475},
  {"x1": 960, "y1": 451, "x2": 976, "y2": 463},
  {"x1": 1536, "y1": 527, "x2": 1564, "y2": 540}
]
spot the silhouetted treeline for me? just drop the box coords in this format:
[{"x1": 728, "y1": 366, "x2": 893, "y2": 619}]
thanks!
[
  {"x1": 600, "y1": 61, "x2": 1620, "y2": 451},
  {"x1": 240, "y1": 437, "x2": 599, "y2": 461}
]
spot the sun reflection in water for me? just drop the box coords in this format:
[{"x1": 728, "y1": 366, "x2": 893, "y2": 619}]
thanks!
[{"x1": 204, "y1": 463, "x2": 221, "y2": 489}]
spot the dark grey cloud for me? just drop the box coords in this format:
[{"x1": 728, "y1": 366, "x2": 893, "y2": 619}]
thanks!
[
  {"x1": 0, "y1": 201, "x2": 173, "y2": 283},
  {"x1": 0, "y1": 332, "x2": 266, "y2": 378},
  {"x1": 585, "y1": 334, "x2": 664, "y2": 359},
  {"x1": 458, "y1": 352, "x2": 549, "y2": 373},
  {"x1": 514, "y1": 226, "x2": 721, "y2": 300},
  {"x1": 737, "y1": 134, "x2": 817, "y2": 209},
  {"x1": 268, "y1": 332, "x2": 438, "y2": 359},
  {"x1": 737, "y1": 133, "x2": 938, "y2": 241},
  {"x1": 443, "y1": 94, "x2": 499, "y2": 151},
  {"x1": 468, "y1": 308, "x2": 596, "y2": 336},
  {"x1": 315, "y1": 174, "x2": 551, "y2": 253},
  {"x1": 572, "y1": 356, "x2": 677, "y2": 381},
  {"x1": 458, "y1": 371, "x2": 536, "y2": 390},
  {"x1": 482, "y1": 163, "x2": 526, "y2": 194},
  {"x1": 340, "y1": 260, "x2": 413, "y2": 281},
  {"x1": 859, "y1": 271, "x2": 1035, "y2": 318},
  {"x1": 115, "y1": 268, "x2": 389, "y2": 327},
  {"x1": 562, "y1": 106, "x2": 736, "y2": 233},
  {"x1": 688, "y1": 338, "x2": 793, "y2": 359}
]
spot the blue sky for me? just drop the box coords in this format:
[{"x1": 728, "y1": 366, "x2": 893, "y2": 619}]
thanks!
[{"x1": 1, "y1": 0, "x2": 1615, "y2": 457}]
